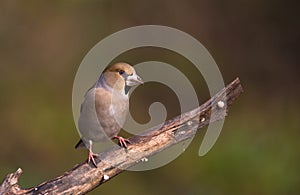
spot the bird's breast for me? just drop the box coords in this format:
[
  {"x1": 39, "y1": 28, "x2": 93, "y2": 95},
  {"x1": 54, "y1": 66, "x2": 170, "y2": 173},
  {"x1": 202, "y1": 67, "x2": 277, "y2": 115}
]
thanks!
[
  {"x1": 78, "y1": 87, "x2": 129, "y2": 142},
  {"x1": 95, "y1": 88, "x2": 129, "y2": 138}
]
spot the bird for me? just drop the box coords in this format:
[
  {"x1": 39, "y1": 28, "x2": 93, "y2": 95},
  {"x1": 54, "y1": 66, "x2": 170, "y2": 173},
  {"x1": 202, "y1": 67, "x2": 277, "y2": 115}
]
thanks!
[{"x1": 75, "y1": 62, "x2": 143, "y2": 167}]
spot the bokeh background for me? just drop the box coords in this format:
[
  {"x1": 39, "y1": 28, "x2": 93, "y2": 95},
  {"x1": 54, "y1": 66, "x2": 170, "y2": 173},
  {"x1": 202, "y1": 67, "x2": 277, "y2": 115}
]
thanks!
[{"x1": 0, "y1": 1, "x2": 299, "y2": 194}]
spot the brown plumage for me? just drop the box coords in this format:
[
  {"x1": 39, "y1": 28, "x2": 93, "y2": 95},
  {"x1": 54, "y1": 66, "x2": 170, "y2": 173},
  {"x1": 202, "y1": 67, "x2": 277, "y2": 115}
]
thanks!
[{"x1": 75, "y1": 62, "x2": 143, "y2": 167}]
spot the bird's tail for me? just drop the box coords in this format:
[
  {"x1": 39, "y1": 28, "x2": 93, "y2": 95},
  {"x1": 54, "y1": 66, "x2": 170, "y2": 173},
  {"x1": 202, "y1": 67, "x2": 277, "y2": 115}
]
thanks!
[{"x1": 75, "y1": 139, "x2": 85, "y2": 149}]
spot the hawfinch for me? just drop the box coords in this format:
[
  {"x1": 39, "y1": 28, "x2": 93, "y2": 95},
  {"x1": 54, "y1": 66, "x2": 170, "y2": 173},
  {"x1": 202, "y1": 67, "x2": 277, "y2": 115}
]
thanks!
[{"x1": 75, "y1": 62, "x2": 143, "y2": 167}]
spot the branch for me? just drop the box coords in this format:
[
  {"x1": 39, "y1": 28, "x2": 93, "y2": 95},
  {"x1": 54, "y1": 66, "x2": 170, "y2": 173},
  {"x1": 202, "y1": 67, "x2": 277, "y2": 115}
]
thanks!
[{"x1": 0, "y1": 77, "x2": 243, "y2": 195}]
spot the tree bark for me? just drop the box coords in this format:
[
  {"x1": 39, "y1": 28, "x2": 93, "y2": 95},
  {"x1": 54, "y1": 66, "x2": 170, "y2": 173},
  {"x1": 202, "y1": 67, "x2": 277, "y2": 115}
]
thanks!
[{"x1": 0, "y1": 77, "x2": 243, "y2": 195}]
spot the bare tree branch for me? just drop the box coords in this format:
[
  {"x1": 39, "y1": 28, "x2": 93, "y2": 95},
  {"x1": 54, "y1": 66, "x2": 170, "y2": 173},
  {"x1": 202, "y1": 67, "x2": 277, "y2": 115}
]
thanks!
[{"x1": 0, "y1": 77, "x2": 243, "y2": 195}]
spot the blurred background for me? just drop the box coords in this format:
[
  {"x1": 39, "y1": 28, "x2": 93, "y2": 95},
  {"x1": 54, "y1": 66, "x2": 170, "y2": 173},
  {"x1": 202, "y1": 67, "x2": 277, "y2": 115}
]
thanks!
[{"x1": 0, "y1": 0, "x2": 299, "y2": 194}]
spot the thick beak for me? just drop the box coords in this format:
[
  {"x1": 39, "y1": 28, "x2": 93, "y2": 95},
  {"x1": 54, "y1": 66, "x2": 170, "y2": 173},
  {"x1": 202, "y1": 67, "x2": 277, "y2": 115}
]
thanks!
[{"x1": 126, "y1": 73, "x2": 143, "y2": 86}]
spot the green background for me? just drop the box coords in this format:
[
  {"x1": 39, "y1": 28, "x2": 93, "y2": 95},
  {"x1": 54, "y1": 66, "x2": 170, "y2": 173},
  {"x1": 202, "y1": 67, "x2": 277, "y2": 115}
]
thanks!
[{"x1": 0, "y1": 1, "x2": 299, "y2": 194}]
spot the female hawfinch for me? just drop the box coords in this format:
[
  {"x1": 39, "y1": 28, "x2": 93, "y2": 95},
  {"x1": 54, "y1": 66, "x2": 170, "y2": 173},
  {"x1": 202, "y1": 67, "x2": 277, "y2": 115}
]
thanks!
[{"x1": 75, "y1": 63, "x2": 143, "y2": 167}]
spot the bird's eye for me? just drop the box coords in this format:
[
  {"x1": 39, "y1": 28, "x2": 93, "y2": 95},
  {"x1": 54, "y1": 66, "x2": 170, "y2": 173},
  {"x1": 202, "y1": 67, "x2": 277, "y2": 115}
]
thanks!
[{"x1": 118, "y1": 70, "x2": 125, "y2": 75}]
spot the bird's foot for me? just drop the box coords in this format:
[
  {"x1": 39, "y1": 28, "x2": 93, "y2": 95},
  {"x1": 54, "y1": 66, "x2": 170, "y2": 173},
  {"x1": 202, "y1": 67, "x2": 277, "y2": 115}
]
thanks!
[
  {"x1": 88, "y1": 151, "x2": 99, "y2": 168},
  {"x1": 113, "y1": 136, "x2": 131, "y2": 148}
]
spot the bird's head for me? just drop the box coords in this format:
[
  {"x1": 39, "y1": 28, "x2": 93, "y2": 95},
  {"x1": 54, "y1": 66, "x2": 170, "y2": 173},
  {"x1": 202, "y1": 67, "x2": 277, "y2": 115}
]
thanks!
[{"x1": 101, "y1": 63, "x2": 143, "y2": 94}]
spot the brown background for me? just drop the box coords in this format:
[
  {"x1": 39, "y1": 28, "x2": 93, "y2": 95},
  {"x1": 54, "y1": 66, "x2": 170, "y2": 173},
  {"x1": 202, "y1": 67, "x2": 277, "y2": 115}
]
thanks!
[{"x1": 0, "y1": 1, "x2": 299, "y2": 194}]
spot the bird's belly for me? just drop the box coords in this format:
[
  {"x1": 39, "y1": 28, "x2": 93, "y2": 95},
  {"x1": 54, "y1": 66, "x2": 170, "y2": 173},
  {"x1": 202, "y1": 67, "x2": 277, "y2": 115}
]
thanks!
[
  {"x1": 97, "y1": 104, "x2": 128, "y2": 137},
  {"x1": 78, "y1": 103, "x2": 128, "y2": 142}
]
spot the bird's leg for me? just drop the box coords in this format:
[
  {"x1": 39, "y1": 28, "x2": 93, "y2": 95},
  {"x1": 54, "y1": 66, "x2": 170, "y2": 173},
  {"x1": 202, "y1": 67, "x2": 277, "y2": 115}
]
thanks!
[
  {"x1": 88, "y1": 140, "x2": 99, "y2": 168},
  {"x1": 113, "y1": 136, "x2": 131, "y2": 148}
]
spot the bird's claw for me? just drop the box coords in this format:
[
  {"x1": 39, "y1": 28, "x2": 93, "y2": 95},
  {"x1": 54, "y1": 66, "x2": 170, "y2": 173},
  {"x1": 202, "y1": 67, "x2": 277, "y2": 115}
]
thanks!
[
  {"x1": 113, "y1": 136, "x2": 131, "y2": 148},
  {"x1": 88, "y1": 151, "x2": 99, "y2": 168}
]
